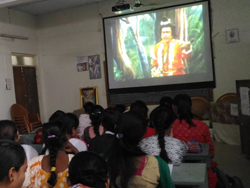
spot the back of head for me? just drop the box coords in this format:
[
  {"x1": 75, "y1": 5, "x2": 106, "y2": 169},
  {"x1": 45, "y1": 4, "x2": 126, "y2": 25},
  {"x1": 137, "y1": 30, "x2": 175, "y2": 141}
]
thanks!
[
  {"x1": 130, "y1": 100, "x2": 148, "y2": 120},
  {"x1": 106, "y1": 112, "x2": 147, "y2": 188},
  {"x1": 84, "y1": 102, "x2": 94, "y2": 114},
  {"x1": 0, "y1": 139, "x2": 26, "y2": 182},
  {"x1": 90, "y1": 105, "x2": 104, "y2": 136},
  {"x1": 173, "y1": 94, "x2": 194, "y2": 127},
  {"x1": 42, "y1": 121, "x2": 67, "y2": 187},
  {"x1": 42, "y1": 121, "x2": 67, "y2": 153},
  {"x1": 160, "y1": 96, "x2": 173, "y2": 110},
  {"x1": 61, "y1": 113, "x2": 79, "y2": 135},
  {"x1": 0, "y1": 120, "x2": 17, "y2": 141},
  {"x1": 101, "y1": 108, "x2": 121, "y2": 132},
  {"x1": 49, "y1": 110, "x2": 65, "y2": 122},
  {"x1": 69, "y1": 151, "x2": 108, "y2": 188},
  {"x1": 151, "y1": 107, "x2": 176, "y2": 163},
  {"x1": 115, "y1": 104, "x2": 127, "y2": 113}
]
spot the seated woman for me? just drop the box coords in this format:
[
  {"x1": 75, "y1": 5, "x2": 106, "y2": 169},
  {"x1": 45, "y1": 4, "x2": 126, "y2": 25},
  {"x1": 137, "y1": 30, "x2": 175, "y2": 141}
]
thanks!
[
  {"x1": 78, "y1": 102, "x2": 94, "y2": 136},
  {"x1": 139, "y1": 107, "x2": 187, "y2": 164},
  {"x1": 84, "y1": 105, "x2": 105, "y2": 144},
  {"x1": 0, "y1": 139, "x2": 28, "y2": 188},
  {"x1": 88, "y1": 107, "x2": 121, "y2": 154},
  {"x1": 34, "y1": 110, "x2": 65, "y2": 144},
  {"x1": 130, "y1": 100, "x2": 156, "y2": 139},
  {"x1": 171, "y1": 94, "x2": 214, "y2": 156},
  {"x1": 104, "y1": 111, "x2": 174, "y2": 188},
  {"x1": 23, "y1": 121, "x2": 78, "y2": 188},
  {"x1": 171, "y1": 94, "x2": 217, "y2": 188},
  {"x1": 0, "y1": 120, "x2": 38, "y2": 163},
  {"x1": 68, "y1": 151, "x2": 109, "y2": 188}
]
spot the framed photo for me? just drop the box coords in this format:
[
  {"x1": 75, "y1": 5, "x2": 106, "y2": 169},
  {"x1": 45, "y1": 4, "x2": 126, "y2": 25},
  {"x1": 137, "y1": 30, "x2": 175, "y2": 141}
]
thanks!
[
  {"x1": 226, "y1": 28, "x2": 239, "y2": 44},
  {"x1": 88, "y1": 55, "x2": 101, "y2": 79},
  {"x1": 80, "y1": 87, "x2": 98, "y2": 108},
  {"x1": 76, "y1": 56, "x2": 88, "y2": 72}
]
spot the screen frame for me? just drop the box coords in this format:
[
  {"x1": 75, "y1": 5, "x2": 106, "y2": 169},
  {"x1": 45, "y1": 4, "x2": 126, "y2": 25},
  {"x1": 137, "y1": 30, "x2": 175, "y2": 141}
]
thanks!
[{"x1": 103, "y1": 0, "x2": 215, "y2": 97}]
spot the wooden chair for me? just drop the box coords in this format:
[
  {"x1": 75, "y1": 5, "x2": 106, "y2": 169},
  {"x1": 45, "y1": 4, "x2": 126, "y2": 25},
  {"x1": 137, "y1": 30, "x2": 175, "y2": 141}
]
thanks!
[
  {"x1": 216, "y1": 93, "x2": 238, "y2": 104},
  {"x1": 10, "y1": 104, "x2": 42, "y2": 134},
  {"x1": 191, "y1": 96, "x2": 211, "y2": 120}
]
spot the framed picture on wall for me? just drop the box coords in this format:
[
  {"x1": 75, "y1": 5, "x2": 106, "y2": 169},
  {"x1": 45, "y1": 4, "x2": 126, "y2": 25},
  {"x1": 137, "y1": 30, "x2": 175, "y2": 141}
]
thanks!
[
  {"x1": 226, "y1": 28, "x2": 239, "y2": 43},
  {"x1": 88, "y1": 55, "x2": 101, "y2": 79},
  {"x1": 76, "y1": 56, "x2": 88, "y2": 72},
  {"x1": 80, "y1": 87, "x2": 98, "y2": 108}
]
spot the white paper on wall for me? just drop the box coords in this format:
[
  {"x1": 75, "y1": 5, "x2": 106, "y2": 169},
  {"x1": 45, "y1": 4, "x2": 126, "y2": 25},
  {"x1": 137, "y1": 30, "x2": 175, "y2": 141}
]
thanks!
[
  {"x1": 230, "y1": 103, "x2": 238, "y2": 116},
  {"x1": 240, "y1": 87, "x2": 250, "y2": 116}
]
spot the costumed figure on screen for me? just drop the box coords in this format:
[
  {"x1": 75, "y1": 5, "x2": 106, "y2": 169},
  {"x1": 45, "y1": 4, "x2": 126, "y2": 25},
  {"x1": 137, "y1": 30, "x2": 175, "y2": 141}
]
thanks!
[{"x1": 151, "y1": 17, "x2": 192, "y2": 77}]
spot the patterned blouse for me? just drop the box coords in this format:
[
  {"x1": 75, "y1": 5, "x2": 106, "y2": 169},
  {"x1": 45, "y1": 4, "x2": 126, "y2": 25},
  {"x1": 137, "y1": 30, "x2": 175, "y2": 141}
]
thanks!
[
  {"x1": 139, "y1": 135, "x2": 188, "y2": 164},
  {"x1": 23, "y1": 154, "x2": 74, "y2": 188}
]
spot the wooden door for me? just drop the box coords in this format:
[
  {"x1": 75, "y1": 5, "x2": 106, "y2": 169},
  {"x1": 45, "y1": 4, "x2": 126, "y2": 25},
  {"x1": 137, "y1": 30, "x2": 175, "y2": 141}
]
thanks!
[{"x1": 13, "y1": 66, "x2": 40, "y2": 115}]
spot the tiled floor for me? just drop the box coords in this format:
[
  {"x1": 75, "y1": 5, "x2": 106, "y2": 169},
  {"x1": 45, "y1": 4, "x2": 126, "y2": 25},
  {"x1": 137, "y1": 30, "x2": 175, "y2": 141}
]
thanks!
[{"x1": 213, "y1": 140, "x2": 250, "y2": 187}]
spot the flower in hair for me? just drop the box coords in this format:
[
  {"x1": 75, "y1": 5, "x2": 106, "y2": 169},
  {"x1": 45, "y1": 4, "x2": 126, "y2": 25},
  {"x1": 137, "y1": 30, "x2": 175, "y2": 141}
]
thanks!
[
  {"x1": 48, "y1": 135, "x2": 56, "y2": 138},
  {"x1": 116, "y1": 133, "x2": 123, "y2": 139}
]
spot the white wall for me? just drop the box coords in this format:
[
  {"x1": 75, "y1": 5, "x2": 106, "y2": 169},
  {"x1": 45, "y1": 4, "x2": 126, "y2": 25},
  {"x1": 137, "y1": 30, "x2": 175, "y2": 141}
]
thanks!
[
  {"x1": 0, "y1": 0, "x2": 250, "y2": 121},
  {"x1": 211, "y1": 0, "x2": 250, "y2": 98},
  {"x1": 0, "y1": 8, "x2": 38, "y2": 119},
  {"x1": 36, "y1": 0, "x2": 250, "y2": 119}
]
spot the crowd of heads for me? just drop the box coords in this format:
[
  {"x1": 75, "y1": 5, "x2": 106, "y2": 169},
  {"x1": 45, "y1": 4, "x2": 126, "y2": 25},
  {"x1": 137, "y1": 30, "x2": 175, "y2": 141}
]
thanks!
[{"x1": 0, "y1": 93, "x2": 196, "y2": 188}]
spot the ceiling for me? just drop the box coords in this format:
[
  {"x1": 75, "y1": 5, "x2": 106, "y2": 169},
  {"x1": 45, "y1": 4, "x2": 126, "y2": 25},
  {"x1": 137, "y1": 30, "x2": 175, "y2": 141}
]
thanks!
[{"x1": 1, "y1": 0, "x2": 110, "y2": 15}]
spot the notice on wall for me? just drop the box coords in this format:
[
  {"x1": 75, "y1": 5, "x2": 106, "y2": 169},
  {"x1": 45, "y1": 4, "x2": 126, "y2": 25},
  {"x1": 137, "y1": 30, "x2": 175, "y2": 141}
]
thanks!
[
  {"x1": 240, "y1": 87, "x2": 250, "y2": 116},
  {"x1": 230, "y1": 104, "x2": 238, "y2": 116},
  {"x1": 5, "y1": 78, "x2": 12, "y2": 90}
]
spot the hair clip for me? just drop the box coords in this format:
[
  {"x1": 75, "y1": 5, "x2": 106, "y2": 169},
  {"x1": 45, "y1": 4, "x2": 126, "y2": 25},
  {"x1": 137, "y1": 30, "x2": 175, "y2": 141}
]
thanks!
[
  {"x1": 48, "y1": 135, "x2": 56, "y2": 138},
  {"x1": 51, "y1": 167, "x2": 56, "y2": 172},
  {"x1": 116, "y1": 133, "x2": 123, "y2": 139}
]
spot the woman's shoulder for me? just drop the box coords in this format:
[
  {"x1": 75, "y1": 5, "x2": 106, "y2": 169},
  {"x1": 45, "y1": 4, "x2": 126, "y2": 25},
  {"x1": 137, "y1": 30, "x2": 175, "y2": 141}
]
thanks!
[
  {"x1": 29, "y1": 155, "x2": 44, "y2": 166},
  {"x1": 192, "y1": 119, "x2": 209, "y2": 129}
]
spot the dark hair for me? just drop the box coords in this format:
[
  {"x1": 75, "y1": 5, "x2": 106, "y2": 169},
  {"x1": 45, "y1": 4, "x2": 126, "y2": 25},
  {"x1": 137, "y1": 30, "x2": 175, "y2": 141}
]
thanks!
[
  {"x1": 61, "y1": 113, "x2": 79, "y2": 135},
  {"x1": 0, "y1": 139, "x2": 26, "y2": 182},
  {"x1": 105, "y1": 112, "x2": 147, "y2": 188},
  {"x1": 69, "y1": 151, "x2": 108, "y2": 188},
  {"x1": 173, "y1": 94, "x2": 195, "y2": 128},
  {"x1": 84, "y1": 102, "x2": 94, "y2": 114},
  {"x1": 160, "y1": 96, "x2": 173, "y2": 109},
  {"x1": 90, "y1": 105, "x2": 104, "y2": 136},
  {"x1": 115, "y1": 104, "x2": 127, "y2": 113},
  {"x1": 0, "y1": 120, "x2": 17, "y2": 141},
  {"x1": 49, "y1": 110, "x2": 65, "y2": 122},
  {"x1": 42, "y1": 121, "x2": 68, "y2": 187},
  {"x1": 101, "y1": 108, "x2": 121, "y2": 132},
  {"x1": 130, "y1": 100, "x2": 148, "y2": 120},
  {"x1": 151, "y1": 107, "x2": 176, "y2": 163}
]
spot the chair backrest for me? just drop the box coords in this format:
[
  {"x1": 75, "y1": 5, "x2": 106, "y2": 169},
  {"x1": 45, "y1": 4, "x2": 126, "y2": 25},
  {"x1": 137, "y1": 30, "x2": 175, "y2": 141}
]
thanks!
[
  {"x1": 11, "y1": 104, "x2": 30, "y2": 134},
  {"x1": 191, "y1": 96, "x2": 211, "y2": 120},
  {"x1": 216, "y1": 93, "x2": 238, "y2": 104},
  {"x1": 11, "y1": 104, "x2": 29, "y2": 117}
]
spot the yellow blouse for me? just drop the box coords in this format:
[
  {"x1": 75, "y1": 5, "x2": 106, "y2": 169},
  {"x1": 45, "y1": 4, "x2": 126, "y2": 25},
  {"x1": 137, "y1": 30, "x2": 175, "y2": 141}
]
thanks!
[{"x1": 23, "y1": 154, "x2": 74, "y2": 188}]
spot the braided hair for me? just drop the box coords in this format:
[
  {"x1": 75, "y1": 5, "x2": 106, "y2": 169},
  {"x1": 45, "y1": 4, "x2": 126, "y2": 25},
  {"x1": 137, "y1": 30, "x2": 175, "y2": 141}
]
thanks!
[
  {"x1": 151, "y1": 107, "x2": 176, "y2": 163},
  {"x1": 105, "y1": 112, "x2": 147, "y2": 188},
  {"x1": 90, "y1": 105, "x2": 104, "y2": 136},
  {"x1": 69, "y1": 151, "x2": 108, "y2": 188},
  {"x1": 42, "y1": 121, "x2": 67, "y2": 187}
]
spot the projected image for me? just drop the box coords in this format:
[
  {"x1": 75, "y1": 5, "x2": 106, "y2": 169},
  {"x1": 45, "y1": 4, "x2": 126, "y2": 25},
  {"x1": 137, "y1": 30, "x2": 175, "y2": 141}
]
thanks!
[{"x1": 104, "y1": 1, "x2": 214, "y2": 90}]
